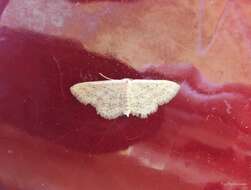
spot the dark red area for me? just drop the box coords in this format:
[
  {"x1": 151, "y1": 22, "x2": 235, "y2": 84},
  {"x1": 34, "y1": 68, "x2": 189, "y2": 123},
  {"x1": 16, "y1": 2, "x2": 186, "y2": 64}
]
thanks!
[
  {"x1": 204, "y1": 183, "x2": 224, "y2": 190},
  {"x1": 0, "y1": 27, "x2": 165, "y2": 153}
]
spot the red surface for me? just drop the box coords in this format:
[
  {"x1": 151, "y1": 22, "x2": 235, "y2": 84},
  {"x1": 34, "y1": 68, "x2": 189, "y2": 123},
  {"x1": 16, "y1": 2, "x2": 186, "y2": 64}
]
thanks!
[
  {"x1": 0, "y1": 27, "x2": 251, "y2": 189},
  {"x1": 0, "y1": 27, "x2": 166, "y2": 153},
  {"x1": 0, "y1": 1, "x2": 251, "y2": 190}
]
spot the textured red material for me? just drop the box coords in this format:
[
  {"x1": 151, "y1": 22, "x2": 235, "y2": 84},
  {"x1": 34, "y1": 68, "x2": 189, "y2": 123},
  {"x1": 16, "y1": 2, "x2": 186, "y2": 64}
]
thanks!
[
  {"x1": 0, "y1": 28, "x2": 250, "y2": 189},
  {"x1": 0, "y1": 28, "x2": 166, "y2": 153},
  {"x1": 1, "y1": 1, "x2": 251, "y2": 189}
]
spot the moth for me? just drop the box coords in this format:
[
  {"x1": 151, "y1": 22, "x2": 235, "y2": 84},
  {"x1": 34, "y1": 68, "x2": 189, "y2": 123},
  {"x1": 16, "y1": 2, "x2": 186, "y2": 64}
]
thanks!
[{"x1": 70, "y1": 75, "x2": 180, "y2": 120}]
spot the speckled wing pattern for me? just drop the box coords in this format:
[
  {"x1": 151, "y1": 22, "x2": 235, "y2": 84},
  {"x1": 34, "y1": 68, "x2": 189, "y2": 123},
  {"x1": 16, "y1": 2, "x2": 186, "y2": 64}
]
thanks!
[
  {"x1": 70, "y1": 80, "x2": 127, "y2": 119},
  {"x1": 70, "y1": 79, "x2": 180, "y2": 120},
  {"x1": 128, "y1": 80, "x2": 180, "y2": 118}
]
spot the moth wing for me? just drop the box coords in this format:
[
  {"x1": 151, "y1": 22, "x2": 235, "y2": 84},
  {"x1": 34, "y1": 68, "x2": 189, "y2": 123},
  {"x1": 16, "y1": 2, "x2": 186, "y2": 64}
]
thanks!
[
  {"x1": 129, "y1": 80, "x2": 180, "y2": 118},
  {"x1": 70, "y1": 80, "x2": 127, "y2": 119}
]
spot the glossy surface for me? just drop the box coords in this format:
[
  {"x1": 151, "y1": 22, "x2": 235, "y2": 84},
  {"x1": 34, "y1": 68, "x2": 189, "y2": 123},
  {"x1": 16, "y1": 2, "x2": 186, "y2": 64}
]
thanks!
[{"x1": 0, "y1": 1, "x2": 251, "y2": 190}]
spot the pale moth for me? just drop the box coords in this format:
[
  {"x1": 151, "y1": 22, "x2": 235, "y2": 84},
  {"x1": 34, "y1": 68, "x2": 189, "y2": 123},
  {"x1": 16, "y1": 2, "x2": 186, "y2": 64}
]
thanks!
[{"x1": 70, "y1": 74, "x2": 180, "y2": 120}]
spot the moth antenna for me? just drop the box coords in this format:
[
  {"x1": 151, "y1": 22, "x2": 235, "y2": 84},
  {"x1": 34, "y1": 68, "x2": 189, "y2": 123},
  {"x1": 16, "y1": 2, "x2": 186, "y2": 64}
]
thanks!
[{"x1": 99, "y1": 73, "x2": 114, "y2": 80}]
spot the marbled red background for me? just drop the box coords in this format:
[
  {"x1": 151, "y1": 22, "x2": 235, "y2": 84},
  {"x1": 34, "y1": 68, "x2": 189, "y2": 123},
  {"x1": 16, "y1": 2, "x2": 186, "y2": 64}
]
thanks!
[{"x1": 0, "y1": 1, "x2": 251, "y2": 190}]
